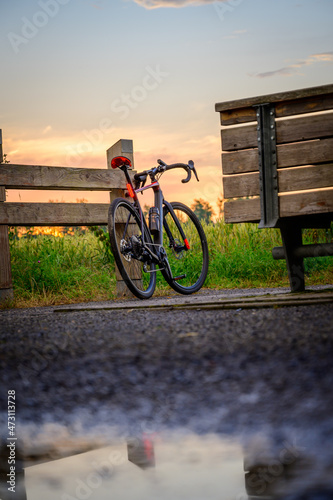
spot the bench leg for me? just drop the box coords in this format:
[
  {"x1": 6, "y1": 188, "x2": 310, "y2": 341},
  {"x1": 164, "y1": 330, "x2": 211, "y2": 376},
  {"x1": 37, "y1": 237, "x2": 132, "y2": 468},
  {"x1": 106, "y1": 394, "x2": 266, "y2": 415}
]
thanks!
[{"x1": 280, "y1": 224, "x2": 305, "y2": 292}]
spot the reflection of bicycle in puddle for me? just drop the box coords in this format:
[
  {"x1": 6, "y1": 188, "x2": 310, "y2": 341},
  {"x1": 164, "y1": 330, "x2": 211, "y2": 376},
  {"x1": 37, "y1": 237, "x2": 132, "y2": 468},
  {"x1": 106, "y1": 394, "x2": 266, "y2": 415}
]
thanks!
[{"x1": 1, "y1": 434, "x2": 333, "y2": 499}]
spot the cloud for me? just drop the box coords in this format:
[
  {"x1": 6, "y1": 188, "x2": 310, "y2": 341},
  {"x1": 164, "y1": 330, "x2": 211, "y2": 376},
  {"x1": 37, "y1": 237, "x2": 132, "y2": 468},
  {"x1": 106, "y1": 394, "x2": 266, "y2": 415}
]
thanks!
[
  {"x1": 42, "y1": 125, "x2": 52, "y2": 134},
  {"x1": 132, "y1": 0, "x2": 220, "y2": 8},
  {"x1": 223, "y1": 29, "x2": 247, "y2": 40},
  {"x1": 252, "y1": 52, "x2": 333, "y2": 79},
  {"x1": 311, "y1": 52, "x2": 333, "y2": 62}
]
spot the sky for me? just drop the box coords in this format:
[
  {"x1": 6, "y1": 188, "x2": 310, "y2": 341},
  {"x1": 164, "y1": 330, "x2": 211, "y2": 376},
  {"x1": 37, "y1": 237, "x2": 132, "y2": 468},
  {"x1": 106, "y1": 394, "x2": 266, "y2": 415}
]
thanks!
[{"x1": 1, "y1": 0, "x2": 333, "y2": 213}]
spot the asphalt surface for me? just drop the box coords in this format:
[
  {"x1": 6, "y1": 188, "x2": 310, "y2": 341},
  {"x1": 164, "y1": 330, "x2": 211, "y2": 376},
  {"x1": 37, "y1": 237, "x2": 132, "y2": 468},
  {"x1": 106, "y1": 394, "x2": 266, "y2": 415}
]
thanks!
[
  {"x1": 1, "y1": 286, "x2": 333, "y2": 496},
  {"x1": 0, "y1": 289, "x2": 333, "y2": 433},
  {"x1": 0, "y1": 286, "x2": 332, "y2": 425}
]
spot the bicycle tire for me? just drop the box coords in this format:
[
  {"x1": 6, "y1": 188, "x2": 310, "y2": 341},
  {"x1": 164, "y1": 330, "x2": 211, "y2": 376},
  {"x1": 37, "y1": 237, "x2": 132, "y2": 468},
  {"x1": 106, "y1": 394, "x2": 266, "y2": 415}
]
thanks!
[
  {"x1": 161, "y1": 201, "x2": 209, "y2": 294},
  {"x1": 108, "y1": 198, "x2": 156, "y2": 299}
]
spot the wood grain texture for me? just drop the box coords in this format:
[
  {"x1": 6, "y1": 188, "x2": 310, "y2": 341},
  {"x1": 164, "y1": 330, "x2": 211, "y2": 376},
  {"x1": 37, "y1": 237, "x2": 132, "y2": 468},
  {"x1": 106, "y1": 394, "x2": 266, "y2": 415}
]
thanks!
[
  {"x1": 221, "y1": 149, "x2": 259, "y2": 174},
  {"x1": 221, "y1": 123, "x2": 257, "y2": 151},
  {"x1": 0, "y1": 165, "x2": 127, "y2": 190},
  {"x1": 221, "y1": 138, "x2": 333, "y2": 174},
  {"x1": 0, "y1": 174, "x2": 11, "y2": 289},
  {"x1": 0, "y1": 225, "x2": 12, "y2": 288},
  {"x1": 223, "y1": 173, "x2": 259, "y2": 199},
  {"x1": 223, "y1": 164, "x2": 333, "y2": 198},
  {"x1": 278, "y1": 164, "x2": 333, "y2": 192},
  {"x1": 279, "y1": 189, "x2": 333, "y2": 218},
  {"x1": 224, "y1": 198, "x2": 261, "y2": 223},
  {"x1": 219, "y1": 93, "x2": 333, "y2": 126},
  {"x1": 215, "y1": 83, "x2": 333, "y2": 112},
  {"x1": 276, "y1": 137, "x2": 333, "y2": 168},
  {"x1": 276, "y1": 112, "x2": 333, "y2": 145},
  {"x1": 223, "y1": 190, "x2": 333, "y2": 223},
  {"x1": 221, "y1": 112, "x2": 333, "y2": 151},
  {"x1": 0, "y1": 203, "x2": 110, "y2": 226}
]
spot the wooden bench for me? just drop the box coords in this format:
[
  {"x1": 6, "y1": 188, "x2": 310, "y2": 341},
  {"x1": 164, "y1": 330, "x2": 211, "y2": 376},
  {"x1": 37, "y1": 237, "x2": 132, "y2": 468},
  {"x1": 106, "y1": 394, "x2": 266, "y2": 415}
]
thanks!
[
  {"x1": 215, "y1": 84, "x2": 333, "y2": 292},
  {"x1": 0, "y1": 134, "x2": 135, "y2": 302}
]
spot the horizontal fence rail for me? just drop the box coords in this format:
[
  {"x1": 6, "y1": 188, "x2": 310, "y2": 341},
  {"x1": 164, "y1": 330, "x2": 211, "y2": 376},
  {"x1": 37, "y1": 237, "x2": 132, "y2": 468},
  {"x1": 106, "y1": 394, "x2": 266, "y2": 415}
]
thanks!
[
  {"x1": 0, "y1": 136, "x2": 135, "y2": 301},
  {"x1": 0, "y1": 164, "x2": 126, "y2": 191}
]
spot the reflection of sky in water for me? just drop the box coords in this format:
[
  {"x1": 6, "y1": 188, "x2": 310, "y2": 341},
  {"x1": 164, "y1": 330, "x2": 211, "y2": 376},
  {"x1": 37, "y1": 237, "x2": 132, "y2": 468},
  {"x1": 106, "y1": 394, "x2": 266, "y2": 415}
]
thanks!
[
  {"x1": 2, "y1": 428, "x2": 333, "y2": 500},
  {"x1": 25, "y1": 434, "x2": 246, "y2": 500}
]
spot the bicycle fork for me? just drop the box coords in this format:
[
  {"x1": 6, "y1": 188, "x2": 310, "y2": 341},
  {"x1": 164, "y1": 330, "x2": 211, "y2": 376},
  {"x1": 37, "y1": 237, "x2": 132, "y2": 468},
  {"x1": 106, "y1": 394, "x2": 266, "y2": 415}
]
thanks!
[
  {"x1": 162, "y1": 201, "x2": 190, "y2": 282},
  {"x1": 163, "y1": 201, "x2": 191, "y2": 252}
]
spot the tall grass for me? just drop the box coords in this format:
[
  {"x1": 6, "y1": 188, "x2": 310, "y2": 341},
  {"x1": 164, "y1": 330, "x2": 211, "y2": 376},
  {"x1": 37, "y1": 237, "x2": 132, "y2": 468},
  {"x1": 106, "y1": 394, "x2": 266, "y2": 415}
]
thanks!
[
  {"x1": 205, "y1": 220, "x2": 333, "y2": 288},
  {"x1": 4, "y1": 220, "x2": 333, "y2": 308},
  {"x1": 8, "y1": 229, "x2": 116, "y2": 307}
]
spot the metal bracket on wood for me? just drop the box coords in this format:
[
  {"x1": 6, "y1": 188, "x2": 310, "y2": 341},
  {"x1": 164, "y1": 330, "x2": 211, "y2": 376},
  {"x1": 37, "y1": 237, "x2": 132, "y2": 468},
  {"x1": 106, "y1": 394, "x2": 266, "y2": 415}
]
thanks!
[{"x1": 255, "y1": 104, "x2": 279, "y2": 228}]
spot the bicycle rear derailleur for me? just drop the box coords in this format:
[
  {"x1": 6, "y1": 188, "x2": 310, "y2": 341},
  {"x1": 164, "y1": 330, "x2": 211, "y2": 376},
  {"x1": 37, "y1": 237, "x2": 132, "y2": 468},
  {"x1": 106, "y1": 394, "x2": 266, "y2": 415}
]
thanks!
[{"x1": 121, "y1": 235, "x2": 150, "y2": 263}]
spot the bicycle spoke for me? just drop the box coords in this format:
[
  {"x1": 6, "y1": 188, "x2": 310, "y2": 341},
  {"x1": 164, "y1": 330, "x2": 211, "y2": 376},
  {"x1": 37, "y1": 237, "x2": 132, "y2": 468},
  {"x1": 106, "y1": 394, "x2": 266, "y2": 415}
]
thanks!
[
  {"x1": 108, "y1": 199, "x2": 156, "y2": 299},
  {"x1": 162, "y1": 202, "x2": 209, "y2": 294}
]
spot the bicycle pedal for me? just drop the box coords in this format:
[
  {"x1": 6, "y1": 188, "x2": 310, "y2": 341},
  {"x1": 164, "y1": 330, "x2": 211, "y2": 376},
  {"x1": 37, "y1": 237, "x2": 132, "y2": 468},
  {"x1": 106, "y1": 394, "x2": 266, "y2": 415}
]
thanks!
[{"x1": 173, "y1": 274, "x2": 186, "y2": 281}]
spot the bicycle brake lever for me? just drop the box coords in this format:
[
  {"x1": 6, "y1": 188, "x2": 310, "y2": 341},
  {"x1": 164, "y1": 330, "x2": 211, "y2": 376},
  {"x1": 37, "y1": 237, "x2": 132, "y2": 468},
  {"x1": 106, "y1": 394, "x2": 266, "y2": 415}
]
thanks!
[{"x1": 188, "y1": 160, "x2": 199, "y2": 182}]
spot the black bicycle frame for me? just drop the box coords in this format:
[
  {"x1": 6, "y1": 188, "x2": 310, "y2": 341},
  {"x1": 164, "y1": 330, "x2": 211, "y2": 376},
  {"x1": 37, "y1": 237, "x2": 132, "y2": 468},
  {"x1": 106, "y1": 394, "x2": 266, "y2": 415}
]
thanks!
[{"x1": 122, "y1": 166, "x2": 188, "y2": 259}]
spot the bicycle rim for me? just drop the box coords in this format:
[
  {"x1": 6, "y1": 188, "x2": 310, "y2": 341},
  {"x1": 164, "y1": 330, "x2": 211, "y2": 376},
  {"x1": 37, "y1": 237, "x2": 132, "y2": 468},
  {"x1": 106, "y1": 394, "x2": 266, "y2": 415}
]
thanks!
[
  {"x1": 162, "y1": 202, "x2": 209, "y2": 294},
  {"x1": 108, "y1": 198, "x2": 156, "y2": 299}
]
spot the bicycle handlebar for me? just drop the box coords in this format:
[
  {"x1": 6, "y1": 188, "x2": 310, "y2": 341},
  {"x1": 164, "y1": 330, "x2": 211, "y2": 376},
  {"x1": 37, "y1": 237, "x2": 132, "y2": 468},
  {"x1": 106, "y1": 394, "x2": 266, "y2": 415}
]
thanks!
[
  {"x1": 133, "y1": 159, "x2": 199, "y2": 185},
  {"x1": 158, "y1": 159, "x2": 199, "y2": 183}
]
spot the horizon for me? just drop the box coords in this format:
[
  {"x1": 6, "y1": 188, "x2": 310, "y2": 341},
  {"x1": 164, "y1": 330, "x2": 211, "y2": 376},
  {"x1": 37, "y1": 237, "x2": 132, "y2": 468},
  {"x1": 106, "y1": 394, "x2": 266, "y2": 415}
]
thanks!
[{"x1": 1, "y1": 0, "x2": 332, "y2": 214}]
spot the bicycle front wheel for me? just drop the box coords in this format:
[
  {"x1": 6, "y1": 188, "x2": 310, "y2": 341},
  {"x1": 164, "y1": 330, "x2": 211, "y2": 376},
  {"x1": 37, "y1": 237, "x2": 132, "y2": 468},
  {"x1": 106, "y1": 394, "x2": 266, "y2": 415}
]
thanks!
[
  {"x1": 162, "y1": 202, "x2": 209, "y2": 294},
  {"x1": 108, "y1": 198, "x2": 156, "y2": 299}
]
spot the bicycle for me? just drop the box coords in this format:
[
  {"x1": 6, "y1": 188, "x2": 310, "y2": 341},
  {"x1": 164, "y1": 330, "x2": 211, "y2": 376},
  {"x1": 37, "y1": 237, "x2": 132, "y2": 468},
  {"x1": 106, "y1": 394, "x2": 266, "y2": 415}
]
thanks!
[{"x1": 108, "y1": 156, "x2": 209, "y2": 299}]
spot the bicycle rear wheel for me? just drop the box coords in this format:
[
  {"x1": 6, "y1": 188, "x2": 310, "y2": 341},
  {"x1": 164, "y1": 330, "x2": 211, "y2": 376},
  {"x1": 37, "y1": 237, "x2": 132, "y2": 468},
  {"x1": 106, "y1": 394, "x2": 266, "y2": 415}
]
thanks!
[
  {"x1": 162, "y1": 202, "x2": 209, "y2": 294},
  {"x1": 108, "y1": 198, "x2": 156, "y2": 299}
]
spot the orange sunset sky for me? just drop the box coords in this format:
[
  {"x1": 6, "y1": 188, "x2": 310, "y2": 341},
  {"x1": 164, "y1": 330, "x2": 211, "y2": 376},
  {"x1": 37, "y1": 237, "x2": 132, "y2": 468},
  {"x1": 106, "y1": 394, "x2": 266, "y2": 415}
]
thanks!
[{"x1": 1, "y1": 0, "x2": 333, "y2": 214}]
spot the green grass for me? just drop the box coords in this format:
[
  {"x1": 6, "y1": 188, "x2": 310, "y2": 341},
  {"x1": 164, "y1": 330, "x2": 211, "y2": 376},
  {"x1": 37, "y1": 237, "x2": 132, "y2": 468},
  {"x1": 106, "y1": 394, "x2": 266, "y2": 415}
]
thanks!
[
  {"x1": 3, "y1": 221, "x2": 333, "y2": 308},
  {"x1": 6, "y1": 229, "x2": 116, "y2": 308}
]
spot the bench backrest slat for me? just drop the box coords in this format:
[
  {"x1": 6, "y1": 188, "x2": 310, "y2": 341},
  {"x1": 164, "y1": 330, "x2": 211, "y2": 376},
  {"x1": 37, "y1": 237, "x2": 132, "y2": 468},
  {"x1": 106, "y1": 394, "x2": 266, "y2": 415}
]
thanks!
[
  {"x1": 220, "y1": 92, "x2": 333, "y2": 125},
  {"x1": 221, "y1": 111, "x2": 333, "y2": 152}
]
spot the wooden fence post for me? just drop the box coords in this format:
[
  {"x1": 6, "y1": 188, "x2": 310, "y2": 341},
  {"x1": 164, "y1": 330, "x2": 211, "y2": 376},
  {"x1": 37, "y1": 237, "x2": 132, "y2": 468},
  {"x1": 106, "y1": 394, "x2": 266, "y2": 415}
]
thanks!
[
  {"x1": 107, "y1": 139, "x2": 138, "y2": 298},
  {"x1": 0, "y1": 129, "x2": 14, "y2": 303}
]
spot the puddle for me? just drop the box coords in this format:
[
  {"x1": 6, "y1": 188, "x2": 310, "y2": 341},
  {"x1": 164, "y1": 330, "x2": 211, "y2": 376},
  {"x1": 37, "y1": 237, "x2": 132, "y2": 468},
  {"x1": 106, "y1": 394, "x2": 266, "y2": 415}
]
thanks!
[{"x1": 1, "y1": 430, "x2": 333, "y2": 500}]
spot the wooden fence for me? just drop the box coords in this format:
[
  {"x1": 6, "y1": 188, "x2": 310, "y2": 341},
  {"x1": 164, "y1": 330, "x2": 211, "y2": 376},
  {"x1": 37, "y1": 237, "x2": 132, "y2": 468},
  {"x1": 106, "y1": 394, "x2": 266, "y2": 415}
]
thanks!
[{"x1": 0, "y1": 132, "x2": 135, "y2": 302}]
